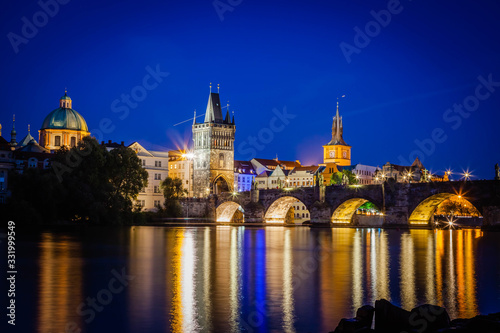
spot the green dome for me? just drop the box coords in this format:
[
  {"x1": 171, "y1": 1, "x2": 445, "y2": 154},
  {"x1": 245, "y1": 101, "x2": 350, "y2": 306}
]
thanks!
[
  {"x1": 41, "y1": 107, "x2": 89, "y2": 131},
  {"x1": 60, "y1": 94, "x2": 71, "y2": 100}
]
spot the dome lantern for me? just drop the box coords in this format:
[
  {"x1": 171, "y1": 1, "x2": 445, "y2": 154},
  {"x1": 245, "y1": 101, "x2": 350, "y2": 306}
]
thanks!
[{"x1": 59, "y1": 89, "x2": 72, "y2": 109}]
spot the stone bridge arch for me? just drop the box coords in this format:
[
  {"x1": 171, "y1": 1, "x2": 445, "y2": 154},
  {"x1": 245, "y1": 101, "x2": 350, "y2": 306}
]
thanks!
[
  {"x1": 264, "y1": 195, "x2": 310, "y2": 223},
  {"x1": 330, "y1": 193, "x2": 383, "y2": 224},
  {"x1": 408, "y1": 193, "x2": 482, "y2": 225},
  {"x1": 216, "y1": 201, "x2": 244, "y2": 223}
]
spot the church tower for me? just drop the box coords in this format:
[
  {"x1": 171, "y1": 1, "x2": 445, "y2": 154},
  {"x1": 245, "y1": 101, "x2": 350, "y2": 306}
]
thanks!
[
  {"x1": 323, "y1": 101, "x2": 351, "y2": 166},
  {"x1": 192, "y1": 85, "x2": 235, "y2": 197}
]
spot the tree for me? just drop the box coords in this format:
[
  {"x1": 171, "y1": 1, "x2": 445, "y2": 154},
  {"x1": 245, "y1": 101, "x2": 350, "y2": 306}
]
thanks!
[
  {"x1": 108, "y1": 145, "x2": 149, "y2": 210},
  {"x1": 330, "y1": 170, "x2": 358, "y2": 185},
  {"x1": 7, "y1": 136, "x2": 149, "y2": 225},
  {"x1": 160, "y1": 177, "x2": 187, "y2": 217}
]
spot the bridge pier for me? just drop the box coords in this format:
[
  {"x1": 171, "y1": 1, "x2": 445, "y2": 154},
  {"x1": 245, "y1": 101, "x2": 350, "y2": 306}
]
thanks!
[
  {"x1": 483, "y1": 206, "x2": 500, "y2": 227},
  {"x1": 310, "y1": 203, "x2": 331, "y2": 224},
  {"x1": 383, "y1": 206, "x2": 410, "y2": 227}
]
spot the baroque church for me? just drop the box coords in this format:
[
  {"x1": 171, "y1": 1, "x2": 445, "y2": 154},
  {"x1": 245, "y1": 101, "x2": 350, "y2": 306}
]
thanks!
[
  {"x1": 192, "y1": 86, "x2": 235, "y2": 197},
  {"x1": 39, "y1": 91, "x2": 90, "y2": 151}
]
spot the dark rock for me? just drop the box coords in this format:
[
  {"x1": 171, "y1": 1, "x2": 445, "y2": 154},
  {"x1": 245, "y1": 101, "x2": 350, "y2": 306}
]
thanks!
[
  {"x1": 408, "y1": 304, "x2": 450, "y2": 333},
  {"x1": 333, "y1": 318, "x2": 359, "y2": 333},
  {"x1": 356, "y1": 305, "x2": 375, "y2": 328},
  {"x1": 375, "y1": 299, "x2": 411, "y2": 333},
  {"x1": 465, "y1": 313, "x2": 500, "y2": 332}
]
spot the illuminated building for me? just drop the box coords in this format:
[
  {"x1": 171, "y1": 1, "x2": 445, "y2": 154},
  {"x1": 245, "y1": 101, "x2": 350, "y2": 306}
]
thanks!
[
  {"x1": 340, "y1": 164, "x2": 380, "y2": 185},
  {"x1": 128, "y1": 141, "x2": 170, "y2": 211},
  {"x1": 374, "y1": 158, "x2": 424, "y2": 183},
  {"x1": 255, "y1": 165, "x2": 289, "y2": 189},
  {"x1": 233, "y1": 160, "x2": 255, "y2": 192},
  {"x1": 39, "y1": 91, "x2": 90, "y2": 151},
  {"x1": 192, "y1": 86, "x2": 235, "y2": 197},
  {"x1": 288, "y1": 165, "x2": 324, "y2": 188},
  {"x1": 168, "y1": 149, "x2": 194, "y2": 197},
  {"x1": 323, "y1": 101, "x2": 351, "y2": 166}
]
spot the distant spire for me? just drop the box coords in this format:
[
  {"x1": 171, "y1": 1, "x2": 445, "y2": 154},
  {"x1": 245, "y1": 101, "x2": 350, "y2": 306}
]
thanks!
[
  {"x1": 327, "y1": 95, "x2": 347, "y2": 146},
  {"x1": 28, "y1": 124, "x2": 30, "y2": 133},
  {"x1": 193, "y1": 110, "x2": 197, "y2": 125},
  {"x1": 217, "y1": 83, "x2": 220, "y2": 94},
  {"x1": 231, "y1": 110, "x2": 235, "y2": 124},
  {"x1": 209, "y1": 82, "x2": 212, "y2": 93},
  {"x1": 10, "y1": 114, "x2": 17, "y2": 147}
]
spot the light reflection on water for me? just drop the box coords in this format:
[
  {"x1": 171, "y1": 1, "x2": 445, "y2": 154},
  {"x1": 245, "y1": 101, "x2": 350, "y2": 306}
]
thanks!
[{"x1": 25, "y1": 227, "x2": 498, "y2": 332}]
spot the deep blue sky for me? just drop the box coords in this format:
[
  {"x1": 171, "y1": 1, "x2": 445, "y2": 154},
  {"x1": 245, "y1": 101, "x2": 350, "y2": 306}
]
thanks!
[{"x1": 1, "y1": 0, "x2": 499, "y2": 179}]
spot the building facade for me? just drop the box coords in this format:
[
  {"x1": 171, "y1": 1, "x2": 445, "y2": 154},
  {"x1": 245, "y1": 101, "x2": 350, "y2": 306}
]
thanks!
[
  {"x1": 128, "y1": 142, "x2": 170, "y2": 211},
  {"x1": 340, "y1": 164, "x2": 380, "y2": 185},
  {"x1": 323, "y1": 101, "x2": 351, "y2": 166},
  {"x1": 287, "y1": 165, "x2": 323, "y2": 188},
  {"x1": 192, "y1": 90, "x2": 235, "y2": 197},
  {"x1": 234, "y1": 160, "x2": 256, "y2": 192},
  {"x1": 374, "y1": 157, "x2": 425, "y2": 183},
  {"x1": 168, "y1": 150, "x2": 194, "y2": 197},
  {"x1": 39, "y1": 92, "x2": 90, "y2": 151}
]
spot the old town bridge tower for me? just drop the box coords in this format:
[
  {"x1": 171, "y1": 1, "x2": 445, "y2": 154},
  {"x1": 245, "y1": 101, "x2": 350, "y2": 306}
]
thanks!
[{"x1": 192, "y1": 86, "x2": 235, "y2": 197}]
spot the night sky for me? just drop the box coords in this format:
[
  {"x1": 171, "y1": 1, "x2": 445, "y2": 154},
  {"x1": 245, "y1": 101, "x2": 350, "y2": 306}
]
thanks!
[{"x1": 1, "y1": 0, "x2": 499, "y2": 179}]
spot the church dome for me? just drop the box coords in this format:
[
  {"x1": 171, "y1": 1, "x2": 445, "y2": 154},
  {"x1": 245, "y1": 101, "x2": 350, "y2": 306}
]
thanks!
[{"x1": 40, "y1": 92, "x2": 89, "y2": 131}]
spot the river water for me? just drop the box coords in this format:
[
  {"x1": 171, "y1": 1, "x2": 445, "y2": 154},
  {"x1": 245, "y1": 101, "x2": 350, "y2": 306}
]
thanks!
[{"x1": 11, "y1": 226, "x2": 500, "y2": 332}]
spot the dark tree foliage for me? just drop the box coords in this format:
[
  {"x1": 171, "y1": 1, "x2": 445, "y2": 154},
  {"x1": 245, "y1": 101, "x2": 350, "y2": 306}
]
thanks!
[
  {"x1": 160, "y1": 177, "x2": 187, "y2": 217},
  {"x1": 330, "y1": 169, "x2": 358, "y2": 185},
  {"x1": 3, "y1": 137, "x2": 148, "y2": 225}
]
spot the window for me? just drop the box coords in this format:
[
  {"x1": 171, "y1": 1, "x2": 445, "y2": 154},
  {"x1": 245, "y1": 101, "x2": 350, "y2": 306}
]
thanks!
[
  {"x1": 70, "y1": 137, "x2": 76, "y2": 147},
  {"x1": 54, "y1": 136, "x2": 61, "y2": 146},
  {"x1": 154, "y1": 185, "x2": 159, "y2": 193},
  {"x1": 142, "y1": 159, "x2": 146, "y2": 166},
  {"x1": 155, "y1": 161, "x2": 162, "y2": 167},
  {"x1": 28, "y1": 158, "x2": 37, "y2": 168}
]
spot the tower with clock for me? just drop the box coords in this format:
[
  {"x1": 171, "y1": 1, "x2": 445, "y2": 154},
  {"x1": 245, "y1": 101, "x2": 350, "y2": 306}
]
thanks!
[{"x1": 322, "y1": 101, "x2": 351, "y2": 166}]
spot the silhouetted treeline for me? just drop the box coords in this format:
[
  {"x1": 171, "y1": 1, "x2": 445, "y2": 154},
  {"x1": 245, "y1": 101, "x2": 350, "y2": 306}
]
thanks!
[{"x1": 1, "y1": 137, "x2": 148, "y2": 225}]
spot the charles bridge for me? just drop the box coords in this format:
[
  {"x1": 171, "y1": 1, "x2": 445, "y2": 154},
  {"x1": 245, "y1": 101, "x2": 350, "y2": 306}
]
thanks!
[{"x1": 180, "y1": 180, "x2": 500, "y2": 227}]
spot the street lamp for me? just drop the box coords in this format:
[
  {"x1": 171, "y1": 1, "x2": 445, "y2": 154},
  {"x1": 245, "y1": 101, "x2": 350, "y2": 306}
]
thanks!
[{"x1": 461, "y1": 169, "x2": 472, "y2": 181}]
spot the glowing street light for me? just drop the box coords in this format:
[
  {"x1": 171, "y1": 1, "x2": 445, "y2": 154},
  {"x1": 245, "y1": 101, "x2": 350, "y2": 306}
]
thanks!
[{"x1": 461, "y1": 170, "x2": 473, "y2": 181}]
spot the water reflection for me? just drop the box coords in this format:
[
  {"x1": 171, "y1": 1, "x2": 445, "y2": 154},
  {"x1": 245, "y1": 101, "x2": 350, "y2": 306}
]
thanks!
[
  {"x1": 37, "y1": 233, "x2": 83, "y2": 333},
  {"x1": 33, "y1": 226, "x2": 491, "y2": 333}
]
